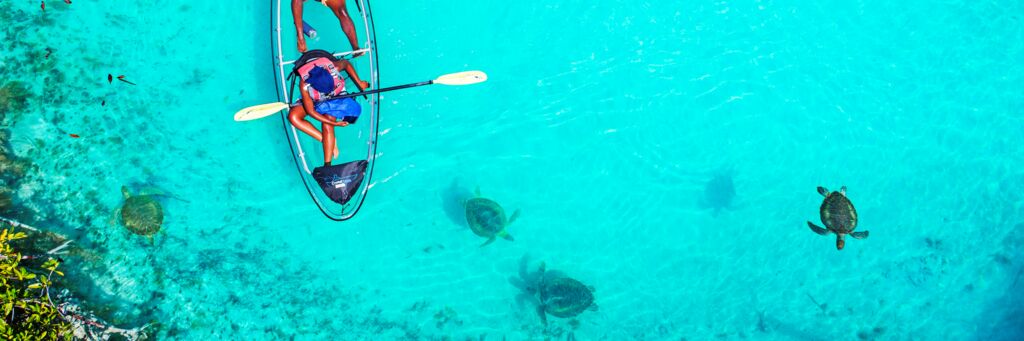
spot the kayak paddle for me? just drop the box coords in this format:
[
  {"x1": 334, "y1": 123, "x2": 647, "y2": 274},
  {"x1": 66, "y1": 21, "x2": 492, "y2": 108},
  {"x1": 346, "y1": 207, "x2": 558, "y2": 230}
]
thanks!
[{"x1": 233, "y1": 71, "x2": 487, "y2": 122}]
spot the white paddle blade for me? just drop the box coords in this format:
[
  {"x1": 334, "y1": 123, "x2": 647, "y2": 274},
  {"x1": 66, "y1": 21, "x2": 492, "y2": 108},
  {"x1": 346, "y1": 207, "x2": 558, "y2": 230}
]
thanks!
[
  {"x1": 434, "y1": 71, "x2": 488, "y2": 86},
  {"x1": 234, "y1": 102, "x2": 289, "y2": 121}
]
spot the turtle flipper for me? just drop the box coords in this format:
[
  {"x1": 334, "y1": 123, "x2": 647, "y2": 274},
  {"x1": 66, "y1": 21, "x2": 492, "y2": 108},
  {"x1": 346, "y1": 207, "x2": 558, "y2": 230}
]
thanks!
[
  {"x1": 480, "y1": 237, "x2": 496, "y2": 247},
  {"x1": 807, "y1": 221, "x2": 830, "y2": 235},
  {"x1": 816, "y1": 187, "x2": 829, "y2": 197},
  {"x1": 499, "y1": 230, "x2": 514, "y2": 241},
  {"x1": 536, "y1": 305, "x2": 548, "y2": 325},
  {"x1": 109, "y1": 208, "x2": 122, "y2": 228},
  {"x1": 508, "y1": 209, "x2": 521, "y2": 225},
  {"x1": 850, "y1": 230, "x2": 869, "y2": 239},
  {"x1": 138, "y1": 186, "x2": 166, "y2": 197}
]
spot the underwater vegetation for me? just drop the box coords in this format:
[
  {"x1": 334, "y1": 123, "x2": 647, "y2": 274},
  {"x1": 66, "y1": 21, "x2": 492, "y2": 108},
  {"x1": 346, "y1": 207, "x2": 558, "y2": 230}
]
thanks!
[
  {"x1": 700, "y1": 170, "x2": 736, "y2": 216},
  {"x1": 0, "y1": 130, "x2": 32, "y2": 218},
  {"x1": 0, "y1": 81, "x2": 30, "y2": 121},
  {"x1": 0, "y1": 191, "x2": 11, "y2": 214}
]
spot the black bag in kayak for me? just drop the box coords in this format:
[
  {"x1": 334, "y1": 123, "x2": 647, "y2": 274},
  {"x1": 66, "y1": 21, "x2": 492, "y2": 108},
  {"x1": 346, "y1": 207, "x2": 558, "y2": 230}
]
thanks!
[{"x1": 311, "y1": 160, "x2": 367, "y2": 205}]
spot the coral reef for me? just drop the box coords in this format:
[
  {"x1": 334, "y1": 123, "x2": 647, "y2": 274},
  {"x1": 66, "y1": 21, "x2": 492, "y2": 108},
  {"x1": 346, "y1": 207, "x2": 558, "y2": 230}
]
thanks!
[{"x1": 0, "y1": 81, "x2": 30, "y2": 121}]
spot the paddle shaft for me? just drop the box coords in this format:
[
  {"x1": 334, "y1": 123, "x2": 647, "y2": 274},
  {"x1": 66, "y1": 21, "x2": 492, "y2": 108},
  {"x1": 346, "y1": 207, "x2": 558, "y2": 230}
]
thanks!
[{"x1": 334, "y1": 80, "x2": 434, "y2": 99}]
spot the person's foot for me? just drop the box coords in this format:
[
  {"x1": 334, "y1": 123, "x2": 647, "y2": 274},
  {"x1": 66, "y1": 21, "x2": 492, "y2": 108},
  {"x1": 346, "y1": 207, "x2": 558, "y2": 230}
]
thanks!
[{"x1": 333, "y1": 144, "x2": 340, "y2": 160}]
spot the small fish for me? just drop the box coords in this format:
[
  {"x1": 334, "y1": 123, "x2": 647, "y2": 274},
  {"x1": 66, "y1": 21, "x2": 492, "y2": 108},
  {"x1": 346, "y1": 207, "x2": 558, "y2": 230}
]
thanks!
[
  {"x1": 117, "y1": 75, "x2": 136, "y2": 85},
  {"x1": 64, "y1": 0, "x2": 72, "y2": 4},
  {"x1": 41, "y1": 1, "x2": 45, "y2": 11},
  {"x1": 108, "y1": 74, "x2": 113, "y2": 83},
  {"x1": 69, "y1": 134, "x2": 80, "y2": 138},
  {"x1": 44, "y1": 48, "x2": 53, "y2": 58},
  {"x1": 101, "y1": 100, "x2": 105, "y2": 106}
]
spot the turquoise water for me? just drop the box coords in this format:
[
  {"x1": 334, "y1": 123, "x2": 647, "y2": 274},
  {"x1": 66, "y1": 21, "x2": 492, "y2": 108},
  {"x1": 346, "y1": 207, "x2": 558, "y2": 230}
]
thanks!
[{"x1": 2, "y1": 0, "x2": 1023, "y2": 339}]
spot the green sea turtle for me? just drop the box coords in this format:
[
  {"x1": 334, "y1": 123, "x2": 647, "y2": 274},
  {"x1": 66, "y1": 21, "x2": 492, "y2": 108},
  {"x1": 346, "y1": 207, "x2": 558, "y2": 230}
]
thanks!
[
  {"x1": 117, "y1": 186, "x2": 164, "y2": 240},
  {"x1": 464, "y1": 188, "x2": 518, "y2": 247},
  {"x1": 534, "y1": 263, "x2": 597, "y2": 324},
  {"x1": 808, "y1": 186, "x2": 868, "y2": 250}
]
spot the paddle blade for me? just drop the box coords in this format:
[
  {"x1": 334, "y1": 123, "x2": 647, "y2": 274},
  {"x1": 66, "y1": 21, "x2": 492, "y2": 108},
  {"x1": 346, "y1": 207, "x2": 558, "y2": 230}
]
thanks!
[
  {"x1": 434, "y1": 71, "x2": 488, "y2": 86},
  {"x1": 234, "y1": 102, "x2": 289, "y2": 121}
]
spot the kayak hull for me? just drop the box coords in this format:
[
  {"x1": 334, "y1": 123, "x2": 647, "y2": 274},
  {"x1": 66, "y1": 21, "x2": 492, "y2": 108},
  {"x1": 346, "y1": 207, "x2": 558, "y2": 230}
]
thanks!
[{"x1": 271, "y1": 0, "x2": 381, "y2": 221}]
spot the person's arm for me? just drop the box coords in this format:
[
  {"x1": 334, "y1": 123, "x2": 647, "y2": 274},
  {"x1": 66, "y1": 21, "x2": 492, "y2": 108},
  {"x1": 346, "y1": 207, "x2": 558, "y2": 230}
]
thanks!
[
  {"x1": 335, "y1": 60, "x2": 368, "y2": 91},
  {"x1": 291, "y1": 0, "x2": 307, "y2": 52},
  {"x1": 299, "y1": 81, "x2": 340, "y2": 125}
]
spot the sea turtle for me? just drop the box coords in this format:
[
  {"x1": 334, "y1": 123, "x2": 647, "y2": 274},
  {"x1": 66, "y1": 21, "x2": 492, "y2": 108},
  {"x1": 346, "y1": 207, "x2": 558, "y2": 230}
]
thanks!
[
  {"x1": 118, "y1": 186, "x2": 164, "y2": 240},
  {"x1": 808, "y1": 186, "x2": 868, "y2": 250},
  {"x1": 534, "y1": 263, "x2": 597, "y2": 324},
  {"x1": 464, "y1": 188, "x2": 518, "y2": 247}
]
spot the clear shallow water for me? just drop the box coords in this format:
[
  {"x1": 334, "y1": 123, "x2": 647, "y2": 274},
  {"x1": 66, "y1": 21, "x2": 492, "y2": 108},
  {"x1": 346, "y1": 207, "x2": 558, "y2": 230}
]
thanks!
[{"x1": 2, "y1": 0, "x2": 1023, "y2": 339}]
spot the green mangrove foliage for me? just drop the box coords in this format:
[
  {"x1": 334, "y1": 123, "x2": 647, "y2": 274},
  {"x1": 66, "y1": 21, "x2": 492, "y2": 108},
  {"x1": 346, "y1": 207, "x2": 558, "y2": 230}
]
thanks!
[{"x1": 0, "y1": 226, "x2": 73, "y2": 339}]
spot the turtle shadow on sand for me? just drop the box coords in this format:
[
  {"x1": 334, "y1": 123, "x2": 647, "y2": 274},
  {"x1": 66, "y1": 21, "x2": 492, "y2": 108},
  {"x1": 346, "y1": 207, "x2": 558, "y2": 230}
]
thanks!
[
  {"x1": 508, "y1": 255, "x2": 597, "y2": 325},
  {"x1": 441, "y1": 179, "x2": 473, "y2": 227},
  {"x1": 698, "y1": 170, "x2": 736, "y2": 217},
  {"x1": 756, "y1": 311, "x2": 826, "y2": 341}
]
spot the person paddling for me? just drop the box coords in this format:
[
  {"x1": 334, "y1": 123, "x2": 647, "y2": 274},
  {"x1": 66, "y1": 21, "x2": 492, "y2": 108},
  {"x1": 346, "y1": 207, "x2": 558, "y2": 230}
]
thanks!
[
  {"x1": 288, "y1": 51, "x2": 369, "y2": 165},
  {"x1": 292, "y1": 0, "x2": 363, "y2": 56}
]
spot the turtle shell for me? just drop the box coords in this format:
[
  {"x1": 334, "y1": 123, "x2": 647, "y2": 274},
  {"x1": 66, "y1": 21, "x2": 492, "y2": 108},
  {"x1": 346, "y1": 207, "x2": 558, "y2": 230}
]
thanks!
[
  {"x1": 540, "y1": 277, "x2": 595, "y2": 318},
  {"x1": 820, "y1": 191, "x2": 857, "y2": 234},
  {"x1": 465, "y1": 197, "x2": 506, "y2": 237},
  {"x1": 122, "y1": 195, "x2": 163, "y2": 236}
]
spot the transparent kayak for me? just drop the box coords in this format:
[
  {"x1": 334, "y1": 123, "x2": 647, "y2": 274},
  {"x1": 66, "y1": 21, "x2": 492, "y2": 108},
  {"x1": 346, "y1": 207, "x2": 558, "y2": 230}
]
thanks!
[{"x1": 270, "y1": 0, "x2": 381, "y2": 221}]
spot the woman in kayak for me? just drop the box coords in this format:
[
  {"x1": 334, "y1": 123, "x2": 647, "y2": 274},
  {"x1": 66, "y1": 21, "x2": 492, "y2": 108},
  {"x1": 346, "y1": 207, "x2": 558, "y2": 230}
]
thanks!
[
  {"x1": 292, "y1": 0, "x2": 362, "y2": 55},
  {"x1": 288, "y1": 52, "x2": 369, "y2": 165}
]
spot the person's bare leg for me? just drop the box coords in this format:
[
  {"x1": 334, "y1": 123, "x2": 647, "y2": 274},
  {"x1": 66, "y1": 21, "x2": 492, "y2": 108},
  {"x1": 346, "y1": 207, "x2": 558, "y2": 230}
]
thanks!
[
  {"x1": 326, "y1": 0, "x2": 361, "y2": 54},
  {"x1": 289, "y1": 106, "x2": 322, "y2": 140},
  {"x1": 289, "y1": 106, "x2": 339, "y2": 158},
  {"x1": 291, "y1": 0, "x2": 308, "y2": 52},
  {"x1": 322, "y1": 121, "x2": 338, "y2": 165}
]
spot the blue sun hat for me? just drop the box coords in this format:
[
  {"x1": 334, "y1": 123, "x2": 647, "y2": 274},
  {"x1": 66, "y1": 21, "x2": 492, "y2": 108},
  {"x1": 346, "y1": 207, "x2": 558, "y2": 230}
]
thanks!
[{"x1": 306, "y1": 66, "x2": 337, "y2": 94}]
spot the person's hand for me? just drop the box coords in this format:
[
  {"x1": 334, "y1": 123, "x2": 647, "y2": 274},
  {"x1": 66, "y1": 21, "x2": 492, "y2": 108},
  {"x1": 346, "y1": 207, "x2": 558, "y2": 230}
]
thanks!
[
  {"x1": 357, "y1": 80, "x2": 369, "y2": 91},
  {"x1": 297, "y1": 36, "x2": 307, "y2": 53},
  {"x1": 353, "y1": 46, "x2": 365, "y2": 58}
]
